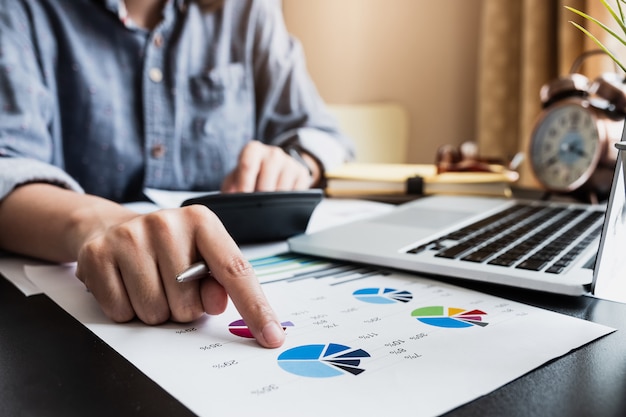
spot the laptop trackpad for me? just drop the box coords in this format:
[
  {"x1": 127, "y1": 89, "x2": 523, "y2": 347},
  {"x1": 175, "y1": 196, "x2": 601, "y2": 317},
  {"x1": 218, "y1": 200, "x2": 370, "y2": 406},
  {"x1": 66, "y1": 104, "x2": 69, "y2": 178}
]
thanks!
[{"x1": 374, "y1": 208, "x2": 472, "y2": 230}]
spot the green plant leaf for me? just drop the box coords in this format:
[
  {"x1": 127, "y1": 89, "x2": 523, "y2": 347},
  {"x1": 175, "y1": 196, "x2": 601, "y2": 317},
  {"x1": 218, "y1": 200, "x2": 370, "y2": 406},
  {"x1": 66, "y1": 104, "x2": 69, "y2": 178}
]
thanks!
[
  {"x1": 565, "y1": 2, "x2": 626, "y2": 72},
  {"x1": 616, "y1": 0, "x2": 626, "y2": 34},
  {"x1": 565, "y1": 6, "x2": 626, "y2": 45},
  {"x1": 598, "y1": 0, "x2": 626, "y2": 37},
  {"x1": 569, "y1": 21, "x2": 626, "y2": 72}
]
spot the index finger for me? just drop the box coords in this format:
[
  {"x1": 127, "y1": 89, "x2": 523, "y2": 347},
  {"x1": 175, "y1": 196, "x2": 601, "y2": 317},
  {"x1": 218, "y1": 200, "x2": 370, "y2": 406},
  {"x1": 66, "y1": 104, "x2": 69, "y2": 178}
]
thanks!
[
  {"x1": 193, "y1": 207, "x2": 285, "y2": 348},
  {"x1": 231, "y1": 143, "x2": 264, "y2": 192}
]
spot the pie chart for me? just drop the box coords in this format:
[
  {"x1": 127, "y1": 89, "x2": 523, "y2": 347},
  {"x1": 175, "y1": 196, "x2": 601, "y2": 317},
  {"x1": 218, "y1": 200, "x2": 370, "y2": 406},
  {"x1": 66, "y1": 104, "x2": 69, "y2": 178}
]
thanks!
[
  {"x1": 228, "y1": 319, "x2": 294, "y2": 338},
  {"x1": 411, "y1": 306, "x2": 488, "y2": 328},
  {"x1": 352, "y1": 287, "x2": 413, "y2": 304},
  {"x1": 277, "y1": 343, "x2": 370, "y2": 378}
]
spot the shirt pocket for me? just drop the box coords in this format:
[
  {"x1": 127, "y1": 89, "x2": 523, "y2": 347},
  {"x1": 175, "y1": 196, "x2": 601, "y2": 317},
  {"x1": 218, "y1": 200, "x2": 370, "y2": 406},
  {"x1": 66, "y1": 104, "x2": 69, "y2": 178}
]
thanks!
[
  {"x1": 182, "y1": 63, "x2": 254, "y2": 188},
  {"x1": 188, "y1": 63, "x2": 246, "y2": 109},
  {"x1": 187, "y1": 62, "x2": 253, "y2": 146}
]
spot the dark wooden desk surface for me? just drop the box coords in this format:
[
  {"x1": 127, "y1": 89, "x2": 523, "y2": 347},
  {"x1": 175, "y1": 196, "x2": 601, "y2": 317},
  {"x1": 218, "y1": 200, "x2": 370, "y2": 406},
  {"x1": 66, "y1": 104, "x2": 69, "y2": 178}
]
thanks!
[{"x1": 1, "y1": 270, "x2": 625, "y2": 417}]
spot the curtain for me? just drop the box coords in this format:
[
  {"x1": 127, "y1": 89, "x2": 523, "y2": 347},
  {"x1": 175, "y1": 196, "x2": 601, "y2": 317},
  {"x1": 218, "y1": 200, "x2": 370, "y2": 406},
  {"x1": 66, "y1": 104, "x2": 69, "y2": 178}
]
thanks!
[{"x1": 475, "y1": 0, "x2": 619, "y2": 187}]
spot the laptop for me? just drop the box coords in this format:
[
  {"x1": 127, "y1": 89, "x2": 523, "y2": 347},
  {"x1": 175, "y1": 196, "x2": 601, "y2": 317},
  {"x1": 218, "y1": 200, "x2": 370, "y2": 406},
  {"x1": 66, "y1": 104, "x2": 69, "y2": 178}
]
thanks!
[{"x1": 288, "y1": 142, "x2": 626, "y2": 297}]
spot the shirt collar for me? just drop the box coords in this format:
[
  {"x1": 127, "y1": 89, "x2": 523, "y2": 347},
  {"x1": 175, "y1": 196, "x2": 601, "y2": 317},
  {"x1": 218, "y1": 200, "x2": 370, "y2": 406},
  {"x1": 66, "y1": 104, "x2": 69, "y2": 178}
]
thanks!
[{"x1": 97, "y1": 0, "x2": 184, "y2": 28}]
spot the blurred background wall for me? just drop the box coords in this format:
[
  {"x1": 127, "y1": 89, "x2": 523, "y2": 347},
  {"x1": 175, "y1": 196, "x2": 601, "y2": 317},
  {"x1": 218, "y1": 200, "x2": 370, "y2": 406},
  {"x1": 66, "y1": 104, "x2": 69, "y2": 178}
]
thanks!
[{"x1": 283, "y1": 0, "x2": 483, "y2": 165}]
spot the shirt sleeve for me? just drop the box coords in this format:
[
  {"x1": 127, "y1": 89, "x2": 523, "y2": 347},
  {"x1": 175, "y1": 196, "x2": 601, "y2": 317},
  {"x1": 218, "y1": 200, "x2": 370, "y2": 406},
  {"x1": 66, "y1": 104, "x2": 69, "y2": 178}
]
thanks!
[
  {"x1": 246, "y1": 0, "x2": 355, "y2": 171},
  {"x1": 0, "y1": 3, "x2": 82, "y2": 201},
  {"x1": 0, "y1": 157, "x2": 84, "y2": 200}
]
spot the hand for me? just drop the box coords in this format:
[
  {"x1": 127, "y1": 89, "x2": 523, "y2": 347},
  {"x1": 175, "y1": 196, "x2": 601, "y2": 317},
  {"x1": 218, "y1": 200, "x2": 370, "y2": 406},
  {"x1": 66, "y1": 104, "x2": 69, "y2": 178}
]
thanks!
[
  {"x1": 0, "y1": 184, "x2": 285, "y2": 348},
  {"x1": 74, "y1": 205, "x2": 286, "y2": 348},
  {"x1": 221, "y1": 141, "x2": 319, "y2": 193}
]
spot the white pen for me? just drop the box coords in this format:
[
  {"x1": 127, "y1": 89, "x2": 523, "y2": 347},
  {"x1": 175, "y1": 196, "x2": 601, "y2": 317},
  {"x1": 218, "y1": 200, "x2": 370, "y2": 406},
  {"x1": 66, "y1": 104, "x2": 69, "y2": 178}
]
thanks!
[{"x1": 176, "y1": 261, "x2": 211, "y2": 283}]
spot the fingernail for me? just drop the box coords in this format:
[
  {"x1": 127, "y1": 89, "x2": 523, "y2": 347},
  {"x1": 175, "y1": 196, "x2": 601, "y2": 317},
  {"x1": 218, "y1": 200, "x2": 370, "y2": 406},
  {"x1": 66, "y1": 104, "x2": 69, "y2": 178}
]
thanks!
[{"x1": 261, "y1": 321, "x2": 285, "y2": 347}]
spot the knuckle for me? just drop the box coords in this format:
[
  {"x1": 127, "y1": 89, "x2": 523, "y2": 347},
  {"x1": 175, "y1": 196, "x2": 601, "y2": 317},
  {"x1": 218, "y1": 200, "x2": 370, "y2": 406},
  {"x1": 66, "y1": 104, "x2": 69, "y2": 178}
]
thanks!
[
  {"x1": 78, "y1": 280, "x2": 117, "y2": 320},
  {"x1": 142, "y1": 210, "x2": 175, "y2": 232},
  {"x1": 138, "y1": 309, "x2": 170, "y2": 326},
  {"x1": 133, "y1": 289, "x2": 171, "y2": 325},
  {"x1": 238, "y1": 290, "x2": 271, "y2": 314},
  {"x1": 107, "y1": 307, "x2": 136, "y2": 323},
  {"x1": 246, "y1": 140, "x2": 264, "y2": 152},
  {"x1": 171, "y1": 305, "x2": 204, "y2": 323},
  {"x1": 222, "y1": 255, "x2": 255, "y2": 278},
  {"x1": 182, "y1": 203, "x2": 212, "y2": 219},
  {"x1": 85, "y1": 280, "x2": 135, "y2": 323},
  {"x1": 268, "y1": 146, "x2": 284, "y2": 158},
  {"x1": 109, "y1": 222, "x2": 143, "y2": 248},
  {"x1": 182, "y1": 205, "x2": 223, "y2": 231},
  {"x1": 78, "y1": 239, "x2": 106, "y2": 265},
  {"x1": 237, "y1": 157, "x2": 255, "y2": 172}
]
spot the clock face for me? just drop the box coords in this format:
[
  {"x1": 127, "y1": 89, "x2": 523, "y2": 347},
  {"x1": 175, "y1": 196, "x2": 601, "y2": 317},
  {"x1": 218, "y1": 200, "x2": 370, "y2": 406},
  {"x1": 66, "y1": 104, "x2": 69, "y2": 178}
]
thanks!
[{"x1": 530, "y1": 103, "x2": 601, "y2": 192}]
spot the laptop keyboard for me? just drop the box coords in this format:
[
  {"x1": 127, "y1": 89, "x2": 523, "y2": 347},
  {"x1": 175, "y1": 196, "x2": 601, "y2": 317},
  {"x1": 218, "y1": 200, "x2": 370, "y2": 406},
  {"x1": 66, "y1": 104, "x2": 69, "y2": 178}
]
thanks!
[{"x1": 406, "y1": 204, "x2": 604, "y2": 274}]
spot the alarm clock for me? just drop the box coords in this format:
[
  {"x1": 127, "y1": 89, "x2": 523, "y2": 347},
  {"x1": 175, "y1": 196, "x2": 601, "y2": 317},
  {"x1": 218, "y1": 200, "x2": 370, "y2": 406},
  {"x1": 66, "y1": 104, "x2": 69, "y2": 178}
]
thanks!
[{"x1": 529, "y1": 72, "x2": 626, "y2": 202}]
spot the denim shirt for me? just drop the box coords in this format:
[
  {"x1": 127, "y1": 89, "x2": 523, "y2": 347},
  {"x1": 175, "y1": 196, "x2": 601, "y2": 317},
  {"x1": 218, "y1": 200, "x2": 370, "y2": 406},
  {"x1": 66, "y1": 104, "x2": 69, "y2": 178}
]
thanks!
[{"x1": 0, "y1": 0, "x2": 353, "y2": 202}]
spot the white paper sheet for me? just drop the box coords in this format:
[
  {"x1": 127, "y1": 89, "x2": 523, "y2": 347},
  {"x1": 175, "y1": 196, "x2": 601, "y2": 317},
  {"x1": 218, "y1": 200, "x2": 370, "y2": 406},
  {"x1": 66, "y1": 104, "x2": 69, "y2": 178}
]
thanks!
[
  {"x1": 0, "y1": 255, "x2": 49, "y2": 296},
  {"x1": 25, "y1": 254, "x2": 614, "y2": 417}
]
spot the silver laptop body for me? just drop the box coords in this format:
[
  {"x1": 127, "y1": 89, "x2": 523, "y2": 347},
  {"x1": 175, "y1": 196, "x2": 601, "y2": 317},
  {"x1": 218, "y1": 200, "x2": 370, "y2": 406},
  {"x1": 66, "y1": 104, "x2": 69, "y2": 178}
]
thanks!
[
  {"x1": 289, "y1": 194, "x2": 603, "y2": 296},
  {"x1": 291, "y1": 140, "x2": 626, "y2": 297},
  {"x1": 591, "y1": 141, "x2": 626, "y2": 301},
  {"x1": 288, "y1": 141, "x2": 626, "y2": 302}
]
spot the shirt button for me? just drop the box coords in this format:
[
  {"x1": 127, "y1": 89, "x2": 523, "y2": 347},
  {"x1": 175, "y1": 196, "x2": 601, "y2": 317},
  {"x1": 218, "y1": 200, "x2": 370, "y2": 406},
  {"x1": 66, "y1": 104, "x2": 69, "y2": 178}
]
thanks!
[
  {"x1": 203, "y1": 120, "x2": 214, "y2": 136},
  {"x1": 149, "y1": 68, "x2": 163, "y2": 83},
  {"x1": 153, "y1": 34, "x2": 163, "y2": 48},
  {"x1": 151, "y1": 144, "x2": 166, "y2": 158}
]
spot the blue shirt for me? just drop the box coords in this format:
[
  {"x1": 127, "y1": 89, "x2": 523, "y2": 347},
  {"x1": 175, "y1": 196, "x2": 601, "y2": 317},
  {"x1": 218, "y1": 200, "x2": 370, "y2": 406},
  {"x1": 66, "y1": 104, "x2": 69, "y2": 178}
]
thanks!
[{"x1": 0, "y1": 0, "x2": 353, "y2": 202}]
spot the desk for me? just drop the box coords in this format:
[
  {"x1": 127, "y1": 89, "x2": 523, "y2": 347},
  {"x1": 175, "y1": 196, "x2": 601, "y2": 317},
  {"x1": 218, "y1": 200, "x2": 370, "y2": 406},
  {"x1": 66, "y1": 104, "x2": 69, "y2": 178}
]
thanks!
[{"x1": 1, "y1": 270, "x2": 625, "y2": 417}]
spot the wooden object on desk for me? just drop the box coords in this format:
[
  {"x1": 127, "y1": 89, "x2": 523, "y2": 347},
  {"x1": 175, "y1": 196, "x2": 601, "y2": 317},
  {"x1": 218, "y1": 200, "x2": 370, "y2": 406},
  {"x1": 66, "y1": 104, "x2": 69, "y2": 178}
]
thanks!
[{"x1": 324, "y1": 162, "x2": 518, "y2": 198}]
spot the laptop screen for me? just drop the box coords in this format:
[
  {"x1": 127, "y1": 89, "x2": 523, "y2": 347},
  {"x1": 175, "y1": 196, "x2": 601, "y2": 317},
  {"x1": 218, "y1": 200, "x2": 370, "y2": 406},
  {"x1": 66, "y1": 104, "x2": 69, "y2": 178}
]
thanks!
[{"x1": 592, "y1": 141, "x2": 626, "y2": 301}]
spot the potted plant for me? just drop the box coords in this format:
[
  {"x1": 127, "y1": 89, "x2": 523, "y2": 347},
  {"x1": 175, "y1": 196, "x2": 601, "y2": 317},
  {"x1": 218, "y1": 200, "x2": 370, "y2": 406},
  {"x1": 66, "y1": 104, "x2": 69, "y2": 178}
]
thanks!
[{"x1": 566, "y1": 0, "x2": 626, "y2": 71}]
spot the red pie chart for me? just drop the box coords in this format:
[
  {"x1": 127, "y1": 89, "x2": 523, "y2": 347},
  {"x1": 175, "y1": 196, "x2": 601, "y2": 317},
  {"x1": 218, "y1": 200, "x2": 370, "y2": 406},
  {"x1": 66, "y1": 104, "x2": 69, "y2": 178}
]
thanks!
[{"x1": 228, "y1": 319, "x2": 295, "y2": 338}]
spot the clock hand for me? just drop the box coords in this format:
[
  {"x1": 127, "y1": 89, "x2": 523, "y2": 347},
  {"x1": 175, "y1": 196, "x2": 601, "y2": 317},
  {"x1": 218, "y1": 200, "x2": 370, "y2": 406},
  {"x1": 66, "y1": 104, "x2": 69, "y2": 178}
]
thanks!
[
  {"x1": 560, "y1": 142, "x2": 587, "y2": 158},
  {"x1": 545, "y1": 155, "x2": 559, "y2": 166}
]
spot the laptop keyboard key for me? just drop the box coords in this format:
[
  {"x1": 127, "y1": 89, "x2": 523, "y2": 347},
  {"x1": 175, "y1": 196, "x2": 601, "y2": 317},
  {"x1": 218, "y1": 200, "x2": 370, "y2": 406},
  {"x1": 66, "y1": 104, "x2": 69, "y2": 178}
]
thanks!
[{"x1": 516, "y1": 259, "x2": 549, "y2": 271}]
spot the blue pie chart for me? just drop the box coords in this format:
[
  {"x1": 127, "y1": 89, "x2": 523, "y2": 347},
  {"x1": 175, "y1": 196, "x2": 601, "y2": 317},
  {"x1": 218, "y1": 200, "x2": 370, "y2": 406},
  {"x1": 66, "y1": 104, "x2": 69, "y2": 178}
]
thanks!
[
  {"x1": 353, "y1": 287, "x2": 413, "y2": 304},
  {"x1": 277, "y1": 343, "x2": 370, "y2": 378}
]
